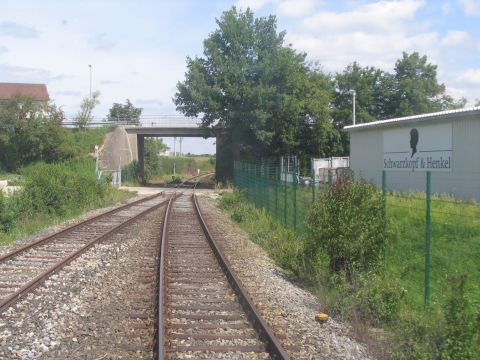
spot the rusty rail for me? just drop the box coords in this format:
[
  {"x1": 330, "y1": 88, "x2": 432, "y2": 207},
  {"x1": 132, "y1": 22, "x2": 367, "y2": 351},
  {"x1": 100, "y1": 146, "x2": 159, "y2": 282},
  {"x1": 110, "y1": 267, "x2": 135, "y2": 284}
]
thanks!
[
  {"x1": 155, "y1": 177, "x2": 289, "y2": 359},
  {"x1": 0, "y1": 192, "x2": 164, "y2": 263},
  {"x1": 0, "y1": 196, "x2": 169, "y2": 314},
  {"x1": 192, "y1": 189, "x2": 291, "y2": 360}
]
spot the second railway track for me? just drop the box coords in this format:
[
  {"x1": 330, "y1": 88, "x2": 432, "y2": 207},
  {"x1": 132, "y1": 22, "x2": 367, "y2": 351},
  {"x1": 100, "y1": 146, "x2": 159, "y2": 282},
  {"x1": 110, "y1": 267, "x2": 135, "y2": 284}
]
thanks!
[{"x1": 0, "y1": 191, "x2": 168, "y2": 313}]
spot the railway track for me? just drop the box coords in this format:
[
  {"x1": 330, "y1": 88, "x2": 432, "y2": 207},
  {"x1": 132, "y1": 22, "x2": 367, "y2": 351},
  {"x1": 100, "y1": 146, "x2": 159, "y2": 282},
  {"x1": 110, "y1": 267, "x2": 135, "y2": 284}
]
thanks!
[
  {"x1": 0, "y1": 191, "x2": 169, "y2": 314},
  {"x1": 157, "y1": 187, "x2": 290, "y2": 359},
  {"x1": 0, "y1": 173, "x2": 289, "y2": 359}
]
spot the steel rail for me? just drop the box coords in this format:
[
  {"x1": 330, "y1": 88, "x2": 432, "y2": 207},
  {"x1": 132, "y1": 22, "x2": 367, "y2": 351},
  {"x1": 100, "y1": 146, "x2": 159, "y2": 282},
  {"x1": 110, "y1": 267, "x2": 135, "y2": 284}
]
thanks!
[
  {"x1": 192, "y1": 188, "x2": 291, "y2": 360},
  {"x1": 0, "y1": 191, "x2": 164, "y2": 263},
  {"x1": 0, "y1": 196, "x2": 169, "y2": 314},
  {"x1": 155, "y1": 174, "x2": 211, "y2": 359}
]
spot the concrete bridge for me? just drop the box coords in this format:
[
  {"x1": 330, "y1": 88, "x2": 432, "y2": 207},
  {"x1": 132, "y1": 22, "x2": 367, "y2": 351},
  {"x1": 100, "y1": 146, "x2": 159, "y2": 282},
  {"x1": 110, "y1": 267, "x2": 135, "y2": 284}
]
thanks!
[{"x1": 99, "y1": 118, "x2": 230, "y2": 182}]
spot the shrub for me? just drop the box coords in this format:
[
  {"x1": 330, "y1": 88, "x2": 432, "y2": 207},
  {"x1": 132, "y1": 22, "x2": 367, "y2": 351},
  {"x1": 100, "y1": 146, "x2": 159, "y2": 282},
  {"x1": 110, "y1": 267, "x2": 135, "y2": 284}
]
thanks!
[
  {"x1": 17, "y1": 159, "x2": 106, "y2": 216},
  {"x1": 306, "y1": 178, "x2": 387, "y2": 276},
  {"x1": 355, "y1": 273, "x2": 405, "y2": 325},
  {"x1": 0, "y1": 191, "x2": 15, "y2": 232},
  {"x1": 441, "y1": 274, "x2": 479, "y2": 360}
]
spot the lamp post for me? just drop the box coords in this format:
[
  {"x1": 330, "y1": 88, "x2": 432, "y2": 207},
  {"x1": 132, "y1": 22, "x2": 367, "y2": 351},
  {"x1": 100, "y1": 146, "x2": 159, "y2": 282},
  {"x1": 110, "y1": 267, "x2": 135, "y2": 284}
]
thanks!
[
  {"x1": 350, "y1": 89, "x2": 356, "y2": 125},
  {"x1": 88, "y1": 64, "x2": 92, "y2": 100}
]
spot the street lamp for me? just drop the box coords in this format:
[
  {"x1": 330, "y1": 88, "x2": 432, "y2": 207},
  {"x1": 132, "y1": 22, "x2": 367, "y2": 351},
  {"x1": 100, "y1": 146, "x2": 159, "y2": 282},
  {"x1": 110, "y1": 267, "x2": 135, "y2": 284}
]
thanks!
[
  {"x1": 350, "y1": 89, "x2": 356, "y2": 125},
  {"x1": 88, "y1": 64, "x2": 92, "y2": 100}
]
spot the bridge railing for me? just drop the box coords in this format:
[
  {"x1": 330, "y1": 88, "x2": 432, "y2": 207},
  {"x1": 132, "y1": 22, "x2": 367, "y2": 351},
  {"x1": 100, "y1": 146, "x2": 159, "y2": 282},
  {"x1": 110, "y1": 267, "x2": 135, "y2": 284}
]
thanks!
[{"x1": 62, "y1": 116, "x2": 203, "y2": 128}]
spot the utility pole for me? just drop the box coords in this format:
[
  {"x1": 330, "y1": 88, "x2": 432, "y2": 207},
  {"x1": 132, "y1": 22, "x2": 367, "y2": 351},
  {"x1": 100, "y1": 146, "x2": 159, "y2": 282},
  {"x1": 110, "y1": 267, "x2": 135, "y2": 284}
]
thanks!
[
  {"x1": 350, "y1": 89, "x2": 356, "y2": 125},
  {"x1": 179, "y1": 137, "x2": 183, "y2": 157},
  {"x1": 88, "y1": 64, "x2": 92, "y2": 100}
]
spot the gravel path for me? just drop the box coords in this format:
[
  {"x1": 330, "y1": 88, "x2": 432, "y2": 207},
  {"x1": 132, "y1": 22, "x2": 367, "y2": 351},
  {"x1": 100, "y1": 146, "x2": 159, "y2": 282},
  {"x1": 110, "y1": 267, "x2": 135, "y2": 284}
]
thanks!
[{"x1": 197, "y1": 194, "x2": 374, "y2": 360}]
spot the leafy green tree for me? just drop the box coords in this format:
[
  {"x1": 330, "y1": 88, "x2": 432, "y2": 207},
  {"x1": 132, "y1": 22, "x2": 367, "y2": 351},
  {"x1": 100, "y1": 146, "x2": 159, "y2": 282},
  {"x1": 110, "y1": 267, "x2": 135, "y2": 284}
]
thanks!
[
  {"x1": 174, "y1": 7, "x2": 333, "y2": 164},
  {"x1": 391, "y1": 52, "x2": 465, "y2": 116},
  {"x1": 332, "y1": 62, "x2": 396, "y2": 154},
  {"x1": 74, "y1": 91, "x2": 100, "y2": 130},
  {"x1": 144, "y1": 138, "x2": 167, "y2": 182},
  {"x1": 0, "y1": 94, "x2": 70, "y2": 170},
  {"x1": 107, "y1": 99, "x2": 142, "y2": 124}
]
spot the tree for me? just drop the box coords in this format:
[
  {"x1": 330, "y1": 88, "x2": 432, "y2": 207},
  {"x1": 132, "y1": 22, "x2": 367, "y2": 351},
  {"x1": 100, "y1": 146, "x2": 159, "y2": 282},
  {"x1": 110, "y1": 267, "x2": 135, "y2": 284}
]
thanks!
[
  {"x1": 0, "y1": 94, "x2": 70, "y2": 170},
  {"x1": 74, "y1": 91, "x2": 100, "y2": 130},
  {"x1": 332, "y1": 62, "x2": 396, "y2": 154},
  {"x1": 144, "y1": 138, "x2": 167, "y2": 182},
  {"x1": 174, "y1": 7, "x2": 333, "y2": 164},
  {"x1": 107, "y1": 99, "x2": 142, "y2": 124},
  {"x1": 475, "y1": 99, "x2": 480, "y2": 107},
  {"x1": 391, "y1": 52, "x2": 465, "y2": 116}
]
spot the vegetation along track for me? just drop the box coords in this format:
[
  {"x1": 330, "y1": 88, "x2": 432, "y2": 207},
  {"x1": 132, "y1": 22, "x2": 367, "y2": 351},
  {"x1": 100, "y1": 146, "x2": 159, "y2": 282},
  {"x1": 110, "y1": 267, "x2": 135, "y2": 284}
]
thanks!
[
  {"x1": 156, "y1": 183, "x2": 290, "y2": 359},
  {"x1": 0, "y1": 191, "x2": 168, "y2": 313}
]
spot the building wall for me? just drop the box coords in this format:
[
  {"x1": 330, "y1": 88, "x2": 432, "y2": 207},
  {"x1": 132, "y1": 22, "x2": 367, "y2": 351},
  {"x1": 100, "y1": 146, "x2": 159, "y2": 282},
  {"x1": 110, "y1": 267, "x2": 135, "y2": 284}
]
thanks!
[{"x1": 350, "y1": 113, "x2": 480, "y2": 201}]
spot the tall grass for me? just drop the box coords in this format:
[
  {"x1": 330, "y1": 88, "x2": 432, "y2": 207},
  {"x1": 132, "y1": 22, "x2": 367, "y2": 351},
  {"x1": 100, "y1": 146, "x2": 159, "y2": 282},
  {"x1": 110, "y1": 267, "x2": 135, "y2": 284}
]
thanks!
[{"x1": 66, "y1": 125, "x2": 116, "y2": 155}]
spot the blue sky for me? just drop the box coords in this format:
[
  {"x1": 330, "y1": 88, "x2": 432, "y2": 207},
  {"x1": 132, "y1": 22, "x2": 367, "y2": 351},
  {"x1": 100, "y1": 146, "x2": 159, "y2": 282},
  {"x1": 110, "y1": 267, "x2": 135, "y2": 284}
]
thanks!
[{"x1": 1, "y1": 0, "x2": 479, "y2": 154}]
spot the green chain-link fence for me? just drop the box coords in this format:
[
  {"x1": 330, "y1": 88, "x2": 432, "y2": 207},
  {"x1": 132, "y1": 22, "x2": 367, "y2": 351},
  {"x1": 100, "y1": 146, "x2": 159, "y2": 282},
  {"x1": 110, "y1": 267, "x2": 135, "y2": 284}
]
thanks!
[
  {"x1": 234, "y1": 157, "x2": 351, "y2": 233},
  {"x1": 234, "y1": 160, "x2": 480, "y2": 311}
]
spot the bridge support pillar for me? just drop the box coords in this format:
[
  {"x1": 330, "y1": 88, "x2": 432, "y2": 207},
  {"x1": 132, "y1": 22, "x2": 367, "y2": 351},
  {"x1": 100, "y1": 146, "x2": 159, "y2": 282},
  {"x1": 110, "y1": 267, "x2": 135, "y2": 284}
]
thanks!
[{"x1": 137, "y1": 135, "x2": 145, "y2": 184}]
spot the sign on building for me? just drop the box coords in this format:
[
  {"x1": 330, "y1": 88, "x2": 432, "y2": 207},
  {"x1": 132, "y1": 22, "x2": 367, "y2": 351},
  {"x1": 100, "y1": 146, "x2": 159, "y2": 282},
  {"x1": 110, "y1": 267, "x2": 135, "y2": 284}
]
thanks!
[{"x1": 383, "y1": 123, "x2": 452, "y2": 172}]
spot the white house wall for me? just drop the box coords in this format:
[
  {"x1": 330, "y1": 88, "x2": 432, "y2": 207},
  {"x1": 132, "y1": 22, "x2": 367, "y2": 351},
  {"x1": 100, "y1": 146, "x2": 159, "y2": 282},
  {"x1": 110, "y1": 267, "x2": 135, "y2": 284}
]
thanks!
[{"x1": 349, "y1": 112, "x2": 480, "y2": 201}]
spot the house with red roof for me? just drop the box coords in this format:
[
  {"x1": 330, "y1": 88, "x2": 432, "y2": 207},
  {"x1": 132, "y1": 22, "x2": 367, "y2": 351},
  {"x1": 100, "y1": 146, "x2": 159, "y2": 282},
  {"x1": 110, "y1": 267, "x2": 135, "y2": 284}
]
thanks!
[{"x1": 0, "y1": 82, "x2": 49, "y2": 103}]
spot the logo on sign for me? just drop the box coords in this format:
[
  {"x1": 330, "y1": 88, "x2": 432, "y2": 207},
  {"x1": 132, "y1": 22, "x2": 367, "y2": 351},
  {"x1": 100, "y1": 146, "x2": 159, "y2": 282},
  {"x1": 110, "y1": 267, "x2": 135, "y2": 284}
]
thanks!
[{"x1": 383, "y1": 123, "x2": 452, "y2": 172}]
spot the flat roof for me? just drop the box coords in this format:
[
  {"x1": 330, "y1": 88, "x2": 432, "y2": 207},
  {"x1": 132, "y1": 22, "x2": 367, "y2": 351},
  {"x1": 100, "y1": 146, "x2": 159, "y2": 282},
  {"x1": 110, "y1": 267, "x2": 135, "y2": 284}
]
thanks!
[{"x1": 344, "y1": 106, "x2": 480, "y2": 131}]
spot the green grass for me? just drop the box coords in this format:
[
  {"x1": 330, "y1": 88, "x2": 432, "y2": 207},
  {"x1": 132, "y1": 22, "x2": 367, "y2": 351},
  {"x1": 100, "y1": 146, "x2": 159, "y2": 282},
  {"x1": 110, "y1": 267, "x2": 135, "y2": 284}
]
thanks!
[
  {"x1": 147, "y1": 156, "x2": 215, "y2": 184},
  {"x1": 0, "y1": 187, "x2": 133, "y2": 246},
  {"x1": 387, "y1": 193, "x2": 480, "y2": 310},
  {"x1": 66, "y1": 125, "x2": 116, "y2": 155}
]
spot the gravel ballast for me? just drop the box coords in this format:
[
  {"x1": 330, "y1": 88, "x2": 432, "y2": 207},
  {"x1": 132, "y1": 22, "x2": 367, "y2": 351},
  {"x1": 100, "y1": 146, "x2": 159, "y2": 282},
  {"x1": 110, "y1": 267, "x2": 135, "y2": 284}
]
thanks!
[
  {"x1": 197, "y1": 194, "x2": 373, "y2": 360},
  {"x1": 1, "y1": 190, "x2": 373, "y2": 359}
]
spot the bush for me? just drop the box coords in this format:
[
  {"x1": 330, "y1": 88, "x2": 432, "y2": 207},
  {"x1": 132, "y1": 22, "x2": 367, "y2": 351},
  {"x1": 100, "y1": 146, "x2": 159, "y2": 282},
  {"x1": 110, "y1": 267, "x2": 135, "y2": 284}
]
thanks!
[
  {"x1": 0, "y1": 191, "x2": 15, "y2": 232},
  {"x1": 355, "y1": 273, "x2": 405, "y2": 325},
  {"x1": 17, "y1": 159, "x2": 106, "y2": 216},
  {"x1": 441, "y1": 274, "x2": 479, "y2": 360},
  {"x1": 307, "y1": 179, "x2": 387, "y2": 276}
]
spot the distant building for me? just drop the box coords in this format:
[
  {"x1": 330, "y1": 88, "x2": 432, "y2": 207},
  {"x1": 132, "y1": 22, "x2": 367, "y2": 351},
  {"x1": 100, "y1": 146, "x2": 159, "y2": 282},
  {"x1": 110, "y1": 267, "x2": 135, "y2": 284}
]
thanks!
[
  {"x1": 345, "y1": 107, "x2": 480, "y2": 201},
  {"x1": 0, "y1": 82, "x2": 49, "y2": 103}
]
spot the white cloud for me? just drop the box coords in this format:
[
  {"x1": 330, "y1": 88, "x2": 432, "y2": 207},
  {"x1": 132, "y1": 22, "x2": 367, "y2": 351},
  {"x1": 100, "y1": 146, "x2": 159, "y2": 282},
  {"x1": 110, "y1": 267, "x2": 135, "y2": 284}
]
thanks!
[
  {"x1": 440, "y1": 30, "x2": 470, "y2": 46},
  {"x1": 287, "y1": 30, "x2": 438, "y2": 72},
  {"x1": 303, "y1": 0, "x2": 424, "y2": 34},
  {"x1": 285, "y1": 0, "x2": 437, "y2": 73},
  {"x1": 458, "y1": 0, "x2": 480, "y2": 15},
  {"x1": 0, "y1": 21, "x2": 39, "y2": 38},
  {"x1": 278, "y1": 0, "x2": 316, "y2": 17},
  {"x1": 89, "y1": 34, "x2": 115, "y2": 51},
  {"x1": 235, "y1": 0, "x2": 276, "y2": 11},
  {"x1": 457, "y1": 68, "x2": 480, "y2": 87},
  {"x1": 442, "y1": 2, "x2": 454, "y2": 14},
  {"x1": 0, "y1": 46, "x2": 7, "y2": 54}
]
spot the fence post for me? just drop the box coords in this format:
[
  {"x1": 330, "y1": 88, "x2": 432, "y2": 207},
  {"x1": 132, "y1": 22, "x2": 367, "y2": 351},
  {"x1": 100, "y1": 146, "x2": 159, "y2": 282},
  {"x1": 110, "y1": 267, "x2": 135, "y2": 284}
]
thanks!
[
  {"x1": 312, "y1": 164, "x2": 316, "y2": 205},
  {"x1": 275, "y1": 167, "x2": 279, "y2": 220},
  {"x1": 424, "y1": 171, "x2": 432, "y2": 310},
  {"x1": 284, "y1": 159, "x2": 288, "y2": 226},
  {"x1": 266, "y1": 161, "x2": 270, "y2": 214},
  {"x1": 382, "y1": 170, "x2": 387, "y2": 262},
  {"x1": 293, "y1": 159, "x2": 297, "y2": 231}
]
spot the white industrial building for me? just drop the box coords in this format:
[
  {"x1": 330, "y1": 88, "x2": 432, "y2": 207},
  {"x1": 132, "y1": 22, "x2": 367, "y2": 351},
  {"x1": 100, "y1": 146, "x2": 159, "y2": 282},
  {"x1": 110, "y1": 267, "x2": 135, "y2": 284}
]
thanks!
[{"x1": 344, "y1": 107, "x2": 480, "y2": 201}]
